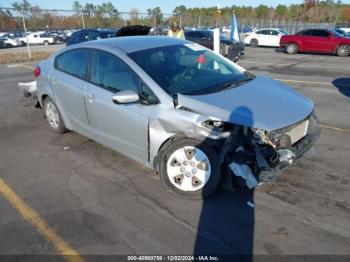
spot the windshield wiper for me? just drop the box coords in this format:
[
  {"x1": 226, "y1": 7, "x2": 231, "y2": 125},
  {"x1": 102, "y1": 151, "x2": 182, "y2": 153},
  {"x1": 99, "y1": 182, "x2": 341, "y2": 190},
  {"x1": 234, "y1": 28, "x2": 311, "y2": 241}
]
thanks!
[{"x1": 217, "y1": 77, "x2": 254, "y2": 92}]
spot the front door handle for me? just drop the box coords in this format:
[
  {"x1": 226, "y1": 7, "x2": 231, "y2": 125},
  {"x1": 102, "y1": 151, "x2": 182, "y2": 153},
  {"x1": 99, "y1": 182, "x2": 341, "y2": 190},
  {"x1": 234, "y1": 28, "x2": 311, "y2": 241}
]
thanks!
[{"x1": 86, "y1": 93, "x2": 96, "y2": 102}]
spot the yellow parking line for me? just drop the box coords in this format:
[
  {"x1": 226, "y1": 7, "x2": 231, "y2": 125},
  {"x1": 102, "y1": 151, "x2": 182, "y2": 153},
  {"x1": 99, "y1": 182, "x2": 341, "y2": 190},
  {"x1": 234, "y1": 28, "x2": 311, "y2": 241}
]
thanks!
[
  {"x1": 0, "y1": 178, "x2": 84, "y2": 262},
  {"x1": 320, "y1": 124, "x2": 350, "y2": 134},
  {"x1": 274, "y1": 79, "x2": 332, "y2": 86}
]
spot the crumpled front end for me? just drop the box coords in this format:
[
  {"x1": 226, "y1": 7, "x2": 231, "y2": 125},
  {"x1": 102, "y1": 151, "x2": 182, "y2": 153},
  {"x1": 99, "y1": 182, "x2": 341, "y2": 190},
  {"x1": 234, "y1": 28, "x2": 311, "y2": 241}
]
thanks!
[{"x1": 220, "y1": 112, "x2": 320, "y2": 189}]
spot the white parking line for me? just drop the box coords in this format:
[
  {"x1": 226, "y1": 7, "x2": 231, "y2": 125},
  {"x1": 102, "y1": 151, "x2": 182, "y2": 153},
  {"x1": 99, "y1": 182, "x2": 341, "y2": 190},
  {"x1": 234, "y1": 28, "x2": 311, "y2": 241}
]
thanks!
[
  {"x1": 240, "y1": 60, "x2": 350, "y2": 71},
  {"x1": 7, "y1": 64, "x2": 34, "y2": 70}
]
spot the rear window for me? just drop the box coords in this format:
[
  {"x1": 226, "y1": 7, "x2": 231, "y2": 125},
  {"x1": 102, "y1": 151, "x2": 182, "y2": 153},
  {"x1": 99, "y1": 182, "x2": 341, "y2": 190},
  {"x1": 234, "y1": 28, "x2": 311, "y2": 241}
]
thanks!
[{"x1": 55, "y1": 49, "x2": 89, "y2": 79}]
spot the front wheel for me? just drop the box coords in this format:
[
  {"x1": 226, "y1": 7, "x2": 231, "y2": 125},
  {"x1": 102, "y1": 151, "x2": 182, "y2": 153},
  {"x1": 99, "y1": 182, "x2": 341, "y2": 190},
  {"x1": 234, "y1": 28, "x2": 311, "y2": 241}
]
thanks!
[
  {"x1": 336, "y1": 44, "x2": 350, "y2": 57},
  {"x1": 158, "y1": 138, "x2": 221, "y2": 199}
]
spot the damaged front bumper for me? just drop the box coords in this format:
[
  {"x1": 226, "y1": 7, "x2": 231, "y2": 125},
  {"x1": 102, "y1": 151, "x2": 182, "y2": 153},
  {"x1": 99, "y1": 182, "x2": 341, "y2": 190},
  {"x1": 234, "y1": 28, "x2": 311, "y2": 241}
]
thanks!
[{"x1": 223, "y1": 112, "x2": 320, "y2": 189}]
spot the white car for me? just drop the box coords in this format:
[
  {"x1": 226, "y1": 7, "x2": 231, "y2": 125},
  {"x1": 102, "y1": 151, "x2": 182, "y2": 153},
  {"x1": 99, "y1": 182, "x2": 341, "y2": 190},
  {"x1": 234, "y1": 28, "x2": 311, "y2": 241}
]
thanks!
[
  {"x1": 0, "y1": 37, "x2": 20, "y2": 47},
  {"x1": 19, "y1": 33, "x2": 55, "y2": 46},
  {"x1": 244, "y1": 28, "x2": 288, "y2": 47}
]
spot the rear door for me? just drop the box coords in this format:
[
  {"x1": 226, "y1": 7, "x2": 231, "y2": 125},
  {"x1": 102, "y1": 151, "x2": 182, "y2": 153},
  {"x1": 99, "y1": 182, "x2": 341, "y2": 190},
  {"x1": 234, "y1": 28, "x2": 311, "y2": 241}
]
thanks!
[
  {"x1": 256, "y1": 30, "x2": 269, "y2": 46},
  {"x1": 84, "y1": 49, "x2": 154, "y2": 164},
  {"x1": 49, "y1": 48, "x2": 91, "y2": 135}
]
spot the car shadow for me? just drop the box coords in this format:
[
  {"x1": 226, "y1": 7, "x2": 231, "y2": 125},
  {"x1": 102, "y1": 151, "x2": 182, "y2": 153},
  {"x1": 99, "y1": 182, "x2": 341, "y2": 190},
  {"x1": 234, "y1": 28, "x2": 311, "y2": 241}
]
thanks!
[
  {"x1": 333, "y1": 78, "x2": 350, "y2": 97},
  {"x1": 194, "y1": 106, "x2": 255, "y2": 261}
]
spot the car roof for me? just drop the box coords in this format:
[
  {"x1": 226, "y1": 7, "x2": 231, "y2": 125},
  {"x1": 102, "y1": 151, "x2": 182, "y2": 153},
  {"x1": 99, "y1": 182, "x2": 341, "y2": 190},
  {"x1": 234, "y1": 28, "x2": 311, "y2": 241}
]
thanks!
[
  {"x1": 75, "y1": 36, "x2": 190, "y2": 53},
  {"x1": 256, "y1": 28, "x2": 283, "y2": 31}
]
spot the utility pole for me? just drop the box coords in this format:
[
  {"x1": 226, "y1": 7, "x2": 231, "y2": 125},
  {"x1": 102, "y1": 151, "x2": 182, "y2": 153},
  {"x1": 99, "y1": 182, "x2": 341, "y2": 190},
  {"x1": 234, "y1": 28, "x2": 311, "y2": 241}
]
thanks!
[
  {"x1": 217, "y1": 5, "x2": 221, "y2": 28},
  {"x1": 21, "y1": 9, "x2": 31, "y2": 61},
  {"x1": 81, "y1": 12, "x2": 85, "y2": 29}
]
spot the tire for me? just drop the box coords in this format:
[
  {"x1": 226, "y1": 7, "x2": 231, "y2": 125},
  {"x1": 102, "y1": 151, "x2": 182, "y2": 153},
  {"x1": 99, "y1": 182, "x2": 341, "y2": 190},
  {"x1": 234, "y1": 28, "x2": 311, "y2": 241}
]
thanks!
[
  {"x1": 233, "y1": 53, "x2": 241, "y2": 63},
  {"x1": 336, "y1": 44, "x2": 350, "y2": 57},
  {"x1": 286, "y1": 43, "x2": 298, "y2": 54},
  {"x1": 158, "y1": 138, "x2": 221, "y2": 199},
  {"x1": 21, "y1": 41, "x2": 26, "y2": 46},
  {"x1": 44, "y1": 41, "x2": 49, "y2": 46},
  {"x1": 250, "y1": 39, "x2": 258, "y2": 47},
  {"x1": 6, "y1": 44, "x2": 13, "y2": 48},
  {"x1": 43, "y1": 97, "x2": 66, "y2": 133},
  {"x1": 219, "y1": 43, "x2": 228, "y2": 56}
]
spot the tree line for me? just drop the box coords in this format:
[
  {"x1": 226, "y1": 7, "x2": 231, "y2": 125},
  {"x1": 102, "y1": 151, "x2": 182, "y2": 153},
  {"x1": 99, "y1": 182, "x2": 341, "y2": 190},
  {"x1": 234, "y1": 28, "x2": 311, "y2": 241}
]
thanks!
[{"x1": 0, "y1": 0, "x2": 349, "y2": 31}]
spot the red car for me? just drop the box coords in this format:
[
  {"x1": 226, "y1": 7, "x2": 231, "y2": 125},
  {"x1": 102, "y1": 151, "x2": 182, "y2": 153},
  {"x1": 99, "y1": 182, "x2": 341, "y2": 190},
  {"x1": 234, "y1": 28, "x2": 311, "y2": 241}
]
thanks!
[{"x1": 280, "y1": 29, "x2": 350, "y2": 57}]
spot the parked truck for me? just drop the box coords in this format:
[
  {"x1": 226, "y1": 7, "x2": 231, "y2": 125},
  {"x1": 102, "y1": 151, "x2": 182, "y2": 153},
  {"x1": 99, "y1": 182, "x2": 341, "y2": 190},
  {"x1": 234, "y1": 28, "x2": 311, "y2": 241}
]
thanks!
[{"x1": 19, "y1": 32, "x2": 55, "y2": 46}]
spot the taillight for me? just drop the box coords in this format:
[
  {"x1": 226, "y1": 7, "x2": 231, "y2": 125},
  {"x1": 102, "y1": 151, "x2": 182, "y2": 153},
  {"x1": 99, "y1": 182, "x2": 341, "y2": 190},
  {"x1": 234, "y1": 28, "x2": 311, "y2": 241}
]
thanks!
[{"x1": 33, "y1": 66, "x2": 41, "y2": 78}]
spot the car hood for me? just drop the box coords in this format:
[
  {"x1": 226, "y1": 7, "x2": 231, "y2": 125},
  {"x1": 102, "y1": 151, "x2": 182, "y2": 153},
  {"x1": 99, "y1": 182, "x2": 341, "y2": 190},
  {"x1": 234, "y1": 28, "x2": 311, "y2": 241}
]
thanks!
[
  {"x1": 177, "y1": 76, "x2": 313, "y2": 131},
  {"x1": 116, "y1": 25, "x2": 151, "y2": 37}
]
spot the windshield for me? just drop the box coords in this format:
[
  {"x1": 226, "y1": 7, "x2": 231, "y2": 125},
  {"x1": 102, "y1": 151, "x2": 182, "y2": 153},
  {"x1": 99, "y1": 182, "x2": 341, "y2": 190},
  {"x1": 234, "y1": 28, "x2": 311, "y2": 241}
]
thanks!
[
  {"x1": 279, "y1": 29, "x2": 289, "y2": 35},
  {"x1": 128, "y1": 44, "x2": 251, "y2": 95},
  {"x1": 331, "y1": 29, "x2": 344, "y2": 37}
]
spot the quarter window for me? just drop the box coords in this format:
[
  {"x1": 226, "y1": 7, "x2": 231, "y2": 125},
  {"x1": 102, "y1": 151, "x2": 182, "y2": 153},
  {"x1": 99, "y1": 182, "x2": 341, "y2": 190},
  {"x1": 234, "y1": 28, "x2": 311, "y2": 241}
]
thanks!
[{"x1": 55, "y1": 49, "x2": 89, "y2": 79}]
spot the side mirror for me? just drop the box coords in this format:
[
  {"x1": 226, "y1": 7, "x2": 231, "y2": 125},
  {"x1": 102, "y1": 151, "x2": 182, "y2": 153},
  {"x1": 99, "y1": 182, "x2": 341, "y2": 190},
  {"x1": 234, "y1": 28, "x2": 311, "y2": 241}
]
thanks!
[{"x1": 112, "y1": 90, "x2": 139, "y2": 104}]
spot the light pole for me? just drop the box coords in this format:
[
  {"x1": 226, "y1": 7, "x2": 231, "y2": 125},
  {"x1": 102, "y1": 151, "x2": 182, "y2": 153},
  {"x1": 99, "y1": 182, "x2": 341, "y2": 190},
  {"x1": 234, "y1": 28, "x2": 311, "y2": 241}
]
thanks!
[
  {"x1": 217, "y1": 5, "x2": 221, "y2": 28},
  {"x1": 21, "y1": 9, "x2": 31, "y2": 61}
]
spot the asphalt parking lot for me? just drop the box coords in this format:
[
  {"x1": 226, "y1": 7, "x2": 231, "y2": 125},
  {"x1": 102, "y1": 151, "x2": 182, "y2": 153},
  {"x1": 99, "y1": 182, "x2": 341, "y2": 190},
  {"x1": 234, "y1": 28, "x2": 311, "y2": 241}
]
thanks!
[{"x1": 0, "y1": 46, "x2": 350, "y2": 260}]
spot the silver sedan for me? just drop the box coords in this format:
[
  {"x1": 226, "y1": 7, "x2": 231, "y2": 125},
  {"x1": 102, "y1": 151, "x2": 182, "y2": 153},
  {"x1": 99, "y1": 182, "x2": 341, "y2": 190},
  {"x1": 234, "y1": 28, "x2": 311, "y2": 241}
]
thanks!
[{"x1": 35, "y1": 36, "x2": 320, "y2": 198}]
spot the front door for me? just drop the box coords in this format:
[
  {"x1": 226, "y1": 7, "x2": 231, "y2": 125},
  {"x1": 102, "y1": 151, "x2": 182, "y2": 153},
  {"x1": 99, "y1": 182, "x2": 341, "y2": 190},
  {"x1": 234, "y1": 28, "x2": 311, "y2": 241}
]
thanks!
[{"x1": 84, "y1": 49, "x2": 151, "y2": 164}]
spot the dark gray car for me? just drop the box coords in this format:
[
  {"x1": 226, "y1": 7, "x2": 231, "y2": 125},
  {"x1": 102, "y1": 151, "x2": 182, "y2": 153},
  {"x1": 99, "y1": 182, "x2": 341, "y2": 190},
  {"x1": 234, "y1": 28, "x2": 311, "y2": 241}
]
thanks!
[
  {"x1": 35, "y1": 36, "x2": 319, "y2": 198},
  {"x1": 185, "y1": 30, "x2": 245, "y2": 62}
]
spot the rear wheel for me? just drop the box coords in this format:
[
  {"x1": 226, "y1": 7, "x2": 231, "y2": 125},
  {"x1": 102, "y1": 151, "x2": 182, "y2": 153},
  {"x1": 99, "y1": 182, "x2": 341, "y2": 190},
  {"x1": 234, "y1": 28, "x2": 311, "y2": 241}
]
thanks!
[
  {"x1": 286, "y1": 43, "x2": 298, "y2": 54},
  {"x1": 44, "y1": 41, "x2": 49, "y2": 46},
  {"x1": 158, "y1": 138, "x2": 221, "y2": 199},
  {"x1": 43, "y1": 97, "x2": 66, "y2": 133},
  {"x1": 336, "y1": 44, "x2": 350, "y2": 57},
  {"x1": 250, "y1": 39, "x2": 258, "y2": 47}
]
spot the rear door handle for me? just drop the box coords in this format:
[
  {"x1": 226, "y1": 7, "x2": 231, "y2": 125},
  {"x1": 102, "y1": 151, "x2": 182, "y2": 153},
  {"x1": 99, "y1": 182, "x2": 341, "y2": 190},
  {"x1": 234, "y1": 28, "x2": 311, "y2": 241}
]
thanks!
[{"x1": 86, "y1": 93, "x2": 96, "y2": 102}]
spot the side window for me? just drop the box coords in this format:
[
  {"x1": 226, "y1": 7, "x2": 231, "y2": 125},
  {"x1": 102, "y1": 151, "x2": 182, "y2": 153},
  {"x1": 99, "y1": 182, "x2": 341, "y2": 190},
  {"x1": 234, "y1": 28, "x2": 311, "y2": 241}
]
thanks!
[
  {"x1": 312, "y1": 30, "x2": 329, "y2": 37},
  {"x1": 256, "y1": 30, "x2": 262, "y2": 34},
  {"x1": 140, "y1": 83, "x2": 158, "y2": 104},
  {"x1": 185, "y1": 31, "x2": 195, "y2": 38},
  {"x1": 302, "y1": 30, "x2": 313, "y2": 36},
  {"x1": 91, "y1": 50, "x2": 141, "y2": 94},
  {"x1": 271, "y1": 30, "x2": 279, "y2": 36},
  {"x1": 55, "y1": 49, "x2": 89, "y2": 79},
  {"x1": 88, "y1": 31, "x2": 100, "y2": 41},
  {"x1": 78, "y1": 32, "x2": 89, "y2": 42}
]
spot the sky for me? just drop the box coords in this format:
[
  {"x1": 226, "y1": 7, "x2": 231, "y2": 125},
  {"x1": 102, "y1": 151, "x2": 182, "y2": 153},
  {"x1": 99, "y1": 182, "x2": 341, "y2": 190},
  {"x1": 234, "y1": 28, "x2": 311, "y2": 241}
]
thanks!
[{"x1": 1, "y1": 0, "x2": 315, "y2": 14}]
